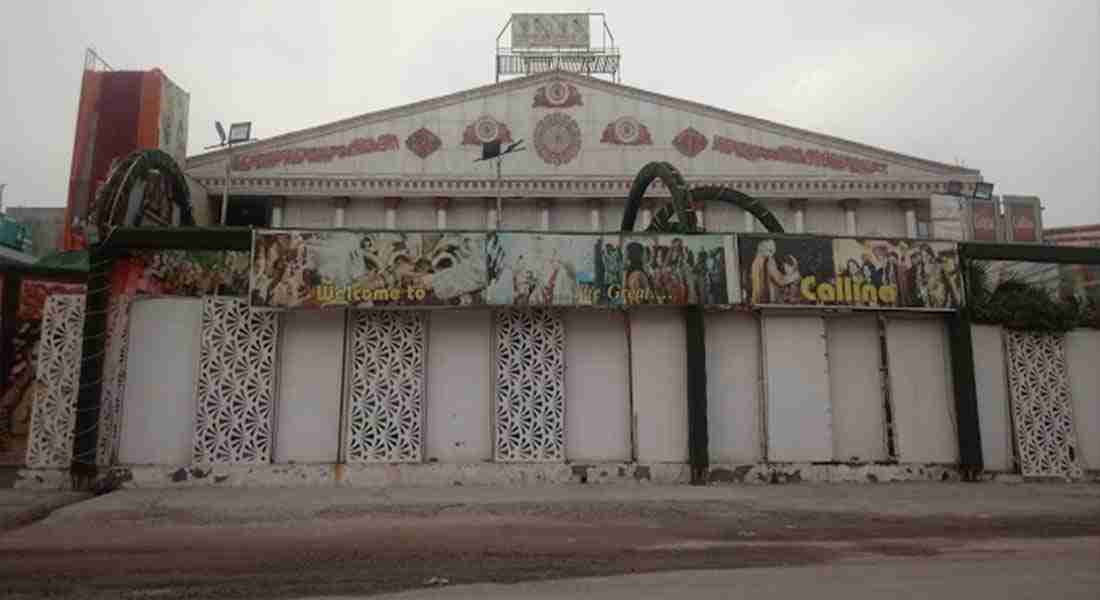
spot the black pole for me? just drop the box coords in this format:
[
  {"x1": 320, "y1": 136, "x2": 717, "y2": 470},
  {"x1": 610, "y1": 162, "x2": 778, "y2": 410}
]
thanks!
[
  {"x1": 685, "y1": 305, "x2": 709, "y2": 484},
  {"x1": 947, "y1": 311, "x2": 983, "y2": 481},
  {"x1": 70, "y1": 246, "x2": 112, "y2": 488}
]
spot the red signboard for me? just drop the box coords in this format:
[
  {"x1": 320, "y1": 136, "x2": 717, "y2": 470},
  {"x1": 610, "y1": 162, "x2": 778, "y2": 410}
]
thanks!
[{"x1": 971, "y1": 199, "x2": 999, "y2": 241}]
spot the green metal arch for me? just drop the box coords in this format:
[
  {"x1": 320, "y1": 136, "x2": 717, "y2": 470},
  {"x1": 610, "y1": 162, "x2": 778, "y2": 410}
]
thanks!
[{"x1": 619, "y1": 162, "x2": 785, "y2": 234}]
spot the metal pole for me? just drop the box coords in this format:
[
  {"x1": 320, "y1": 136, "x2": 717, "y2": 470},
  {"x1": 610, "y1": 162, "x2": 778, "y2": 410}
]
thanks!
[
  {"x1": 496, "y1": 157, "x2": 503, "y2": 229},
  {"x1": 221, "y1": 141, "x2": 232, "y2": 225}
]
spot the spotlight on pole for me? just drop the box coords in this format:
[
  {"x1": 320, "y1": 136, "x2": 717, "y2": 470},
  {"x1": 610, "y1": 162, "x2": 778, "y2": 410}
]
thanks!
[{"x1": 974, "y1": 182, "x2": 994, "y2": 200}]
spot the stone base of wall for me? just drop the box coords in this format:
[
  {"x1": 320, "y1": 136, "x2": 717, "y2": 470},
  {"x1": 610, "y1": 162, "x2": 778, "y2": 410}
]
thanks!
[{"x1": 12, "y1": 462, "x2": 983, "y2": 490}]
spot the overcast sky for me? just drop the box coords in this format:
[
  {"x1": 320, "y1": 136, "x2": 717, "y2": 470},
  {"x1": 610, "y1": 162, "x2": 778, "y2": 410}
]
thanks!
[{"x1": 1, "y1": 0, "x2": 1097, "y2": 226}]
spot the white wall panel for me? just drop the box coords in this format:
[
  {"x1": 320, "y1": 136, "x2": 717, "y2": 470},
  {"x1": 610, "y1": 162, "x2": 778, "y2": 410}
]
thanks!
[
  {"x1": 827, "y1": 316, "x2": 887, "y2": 462},
  {"x1": 857, "y1": 200, "x2": 908, "y2": 237},
  {"x1": 972, "y1": 324, "x2": 1013, "y2": 471},
  {"x1": 805, "y1": 201, "x2": 846, "y2": 235},
  {"x1": 630, "y1": 309, "x2": 687, "y2": 462},
  {"x1": 275, "y1": 310, "x2": 345, "y2": 463},
  {"x1": 602, "y1": 199, "x2": 625, "y2": 232},
  {"x1": 553, "y1": 202, "x2": 591, "y2": 232},
  {"x1": 763, "y1": 315, "x2": 833, "y2": 461},
  {"x1": 705, "y1": 311, "x2": 761, "y2": 463},
  {"x1": 426, "y1": 310, "x2": 492, "y2": 462},
  {"x1": 1066, "y1": 329, "x2": 1100, "y2": 470},
  {"x1": 397, "y1": 199, "x2": 436, "y2": 229},
  {"x1": 448, "y1": 199, "x2": 487, "y2": 230},
  {"x1": 118, "y1": 298, "x2": 202, "y2": 465},
  {"x1": 565, "y1": 311, "x2": 631, "y2": 461},
  {"x1": 706, "y1": 202, "x2": 749, "y2": 233},
  {"x1": 345, "y1": 198, "x2": 386, "y2": 228},
  {"x1": 284, "y1": 197, "x2": 333, "y2": 228},
  {"x1": 886, "y1": 318, "x2": 958, "y2": 463},
  {"x1": 501, "y1": 199, "x2": 540, "y2": 230}
]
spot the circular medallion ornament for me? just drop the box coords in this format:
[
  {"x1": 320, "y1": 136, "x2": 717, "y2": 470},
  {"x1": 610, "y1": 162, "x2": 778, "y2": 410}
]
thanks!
[
  {"x1": 545, "y1": 81, "x2": 570, "y2": 106},
  {"x1": 613, "y1": 117, "x2": 641, "y2": 145},
  {"x1": 534, "y1": 113, "x2": 582, "y2": 166},
  {"x1": 474, "y1": 116, "x2": 500, "y2": 143}
]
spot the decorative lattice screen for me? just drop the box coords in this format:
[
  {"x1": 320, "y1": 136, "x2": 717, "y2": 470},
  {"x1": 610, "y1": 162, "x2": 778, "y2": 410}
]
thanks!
[
  {"x1": 1005, "y1": 331, "x2": 1082, "y2": 478},
  {"x1": 494, "y1": 309, "x2": 565, "y2": 462},
  {"x1": 96, "y1": 299, "x2": 131, "y2": 466},
  {"x1": 25, "y1": 295, "x2": 86, "y2": 468},
  {"x1": 192, "y1": 298, "x2": 278, "y2": 465},
  {"x1": 345, "y1": 311, "x2": 425, "y2": 463}
]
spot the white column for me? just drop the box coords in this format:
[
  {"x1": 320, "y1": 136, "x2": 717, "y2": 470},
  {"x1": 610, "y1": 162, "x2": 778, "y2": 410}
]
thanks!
[
  {"x1": 789, "y1": 199, "x2": 806, "y2": 234},
  {"x1": 743, "y1": 209, "x2": 755, "y2": 232},
  {"x1": 691, "y1": 200, "x2": 705, "y2": 230},
  {"x1": 270, "y1": 197, "x2": 284, "y2": 228},
  {"x1": 641, "y1": 200, "x2": 653, "y2": 230},
  {"x1": 588, "y1": 199, "x2": 601, "y2": 232},
  {"x1": 903, "y1": 200, "x2": 918, "y2": 238},
  {"x1": 332, "y1": 197, "x2": 348, "y2": 228},
  {"x1": 486, "y1": 199, "x2": 499, "y2": 230},
  {"x1": 842, "y1": 199, "x2": 859, "y2": 235},
  {"x1": 538, "y1": 198, "x2": 552, "y2": 231},
  {"x1": 384, "y1": 197, "x2": 399, "y2": 230},
  {"x1": 435, "y1": 197, "x2": 449, "y2": 230}
]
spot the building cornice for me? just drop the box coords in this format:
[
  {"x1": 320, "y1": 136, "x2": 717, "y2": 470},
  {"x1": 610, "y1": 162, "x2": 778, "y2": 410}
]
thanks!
[{"x1": 195, "y1": 174, "x2": 978, "y2": 201}]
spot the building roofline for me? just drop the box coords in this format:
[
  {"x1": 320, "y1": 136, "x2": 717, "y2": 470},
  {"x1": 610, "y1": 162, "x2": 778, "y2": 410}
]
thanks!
[{"x1": 187, "y1": 70, "x2": 981, "y2": 178}]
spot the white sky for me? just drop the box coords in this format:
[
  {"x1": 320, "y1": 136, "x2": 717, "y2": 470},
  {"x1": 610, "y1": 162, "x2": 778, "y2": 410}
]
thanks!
[{"x1": 1, "y1": 0, "x2": 1097, "y2": 227}]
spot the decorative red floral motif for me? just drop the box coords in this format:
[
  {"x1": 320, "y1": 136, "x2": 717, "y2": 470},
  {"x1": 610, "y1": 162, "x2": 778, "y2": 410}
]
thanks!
[
  {"x1": 461, "y1": 116, "x2": 515, "y2": 146},
  {"x1": 534, "y1": 113, "x2": 582, "y2": 166},
  {"x1": 405, "y1": 127, "x2": 442, "y2": 159},
  {"x1": 533, "y1": 80, "x2": 583, "y2": 108},
  {"x1": 600, "y1": 117, "x2": 653, "y2": 146},
  {"x1": 672, "y1": 127, "x2": 708, "y2": 158}
]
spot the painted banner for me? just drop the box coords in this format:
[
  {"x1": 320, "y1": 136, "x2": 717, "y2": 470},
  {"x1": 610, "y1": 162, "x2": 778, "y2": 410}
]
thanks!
[
  {"x1": 112, "y1": 250, "x2": 251, "y2": 298},
  {"x1": 252, "y1": 230, "x2": 739, "y2": 310},
  {"x1": 739, "y1": 236, "x2": 963, "y2": 310},
  {"x1": 0, "y1": 278, "x2": 86, "y2": 465},
  {"x1": 251, "y1": 230, "x2": 489, "y2": 309}
]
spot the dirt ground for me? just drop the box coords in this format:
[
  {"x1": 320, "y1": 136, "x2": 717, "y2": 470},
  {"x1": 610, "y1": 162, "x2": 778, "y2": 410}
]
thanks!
[{"x1": 1, "y1": 483, "x2": 1098, "y2": 599}]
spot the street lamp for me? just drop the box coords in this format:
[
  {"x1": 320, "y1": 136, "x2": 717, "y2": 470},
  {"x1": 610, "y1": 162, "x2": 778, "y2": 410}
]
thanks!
[{"x1": 205, "y1": 121, "x2": 258, "y2": 225}]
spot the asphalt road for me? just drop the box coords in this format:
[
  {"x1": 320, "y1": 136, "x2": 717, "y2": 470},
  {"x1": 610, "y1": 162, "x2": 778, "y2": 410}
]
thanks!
[{"x1": 0, "y1": 483, "x2": 1097, "y2": 599}]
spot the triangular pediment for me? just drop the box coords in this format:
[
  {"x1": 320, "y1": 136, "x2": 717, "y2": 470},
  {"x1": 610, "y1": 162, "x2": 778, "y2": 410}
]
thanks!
[{"x1": 187, "y1": 70, "x2": 979, "y2": 185}]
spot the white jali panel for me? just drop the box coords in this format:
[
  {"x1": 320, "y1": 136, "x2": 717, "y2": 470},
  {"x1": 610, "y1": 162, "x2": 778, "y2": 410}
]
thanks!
[
  {"x1": 565, "y1": 311, "x2": 630, "y2": 462},
  {"x1": 972, "y1": 324, "x2": 1014, "y2": 472},
  {"x1": 826, "y1": 316, "x2": 887, "y2": 462},
  {"x1": 705, "y1": 311, "x2": 762, "y2": 463},
  {"x1": 345, "y1": 311, "x2": 425, "y2": 463},
  {"x1": 25, "y1": 295, "x2": 85, "y2": 468},
  {"x1": 762, "y1": 315, "x2": 833, "y2": 462},
  {"x1": 494, "y1": 309, "x2": 565, "y2": 462},
  {"x1": 885, "y1": 318, "x2": 958, "y2": 463},
  {"x1": 96, "y1": 299, "x2": 131, "y2": 466},
  {"x1": 427, "y1": 310, "x2": 492, "y2": 462},
  {"x1": 1005, "y1": 331, "x2": 1082, "y2": 478},
  {"x1": 192, "y1": 298, "x2": 278, "y2": 465},
  {"x1": 275, "y1": 310, "x2": 345, "y2": 463},
  {"x1": 1066, "y1": 330, "x2": 1100, "y2": 471},
  {"x1": 118, "y1": 298, "x2": 202, "y2": 465}
]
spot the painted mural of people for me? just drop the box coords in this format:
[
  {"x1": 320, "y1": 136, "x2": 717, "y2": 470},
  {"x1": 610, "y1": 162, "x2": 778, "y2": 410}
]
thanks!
[
  {"x1": 624, "y1": 242, "x2": 652, "y2": 292},
  {"x1": 749, "y1": 239, "x2": 800, "y2": 304}
]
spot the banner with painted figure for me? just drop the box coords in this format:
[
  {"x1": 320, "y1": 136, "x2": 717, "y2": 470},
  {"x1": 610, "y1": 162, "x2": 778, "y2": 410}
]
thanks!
[
  {"x1": 617, "y1": 235, "x2": 734, "y2": 306},
  {"x1": 250, "y1": 230, "x2": 489, "y2": 309},
  {"x1": 739, "y1": 236, "x2": 963, "y2": 310},
  {"x1": 486, "y1": 233, "x2": 603, "y2": 306},
  {"x1": 0, "y1": 278, "x2": 86, "y2": 465}
]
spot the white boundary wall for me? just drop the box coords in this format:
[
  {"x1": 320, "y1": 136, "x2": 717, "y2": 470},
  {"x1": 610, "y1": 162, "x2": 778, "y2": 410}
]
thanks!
[
  {"x1": 1066, "y1": 329, "x2": 1100, "y2": 471},
  {"x1": 971, "y1": 324, "x2": 1014, "y2": 472}
]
